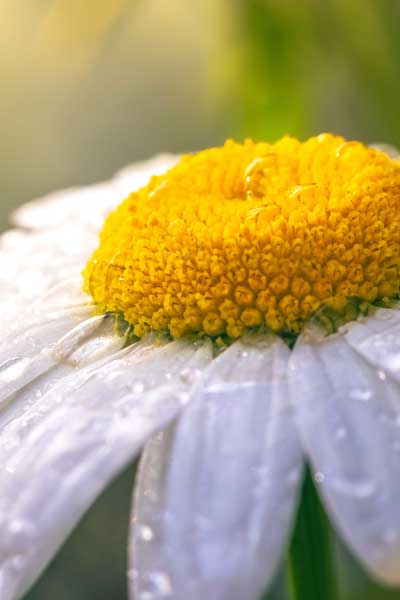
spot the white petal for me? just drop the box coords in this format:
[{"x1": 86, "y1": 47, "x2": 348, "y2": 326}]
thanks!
[
  {"x1": 130, "y1": 335, "x2": 303, "y2": 600},
  {"x1": 345, "y1": 306, "x2": 400, "y2": 382},
  {"x1": 0, "y1": 227, "x2": 97, "y2": 304},
  {"x1": 0, "y1": 315, "x2": 127, "y2": 431},
  {"x1": 0, "y1": 274, "x2": 132, "y2": 405},
  {"x1": 0, "y1": 277, "x2": 89, "y2": 338},
  {"x1": 290, "y1": 329, "x2": 400, "y2": 585},
  {"x1": 12, "y1": 155, "x2": 179, "y2": 233},
  {"x1": 0, "y1": 339, "x2": 212, "y2": 600},
  {"x1": 130, "y1": 428, "x2": 178, "y2": 598},
  {"x1": 12, "y1": 182, "x2": 114, "y2": 232},
  {"x1": 0, "y1": 308, "x2": 93, "y2": 403},
  {"x1": 370, "y1": 143, "x2": 400, "y2": 159}
]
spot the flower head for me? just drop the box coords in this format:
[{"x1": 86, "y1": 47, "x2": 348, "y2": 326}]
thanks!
[
  {"x1": 1, "y1": 136, "x2": 400, "y2": 600},
  {"x1": 84, "y1": 134, "x2": 400, "y2": 339}
]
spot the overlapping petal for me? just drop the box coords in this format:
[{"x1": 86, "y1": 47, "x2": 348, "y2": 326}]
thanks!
[
  {"x1": 290, "y1": 328, "x2": 400, "y2": 585},
  {"x1": 130, "y1": 336, "x2": 303, "y2": 600},
  {"x1": 0, "y1": 338, "x2": 212, "y2": 600},
  {"x1": 345, "y1": 305, "x2": 400, "y2": 383}
]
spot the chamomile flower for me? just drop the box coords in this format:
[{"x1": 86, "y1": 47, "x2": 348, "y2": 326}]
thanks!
[{"x1": 1, "y1": 134, "x2": 400, "y2": 600}]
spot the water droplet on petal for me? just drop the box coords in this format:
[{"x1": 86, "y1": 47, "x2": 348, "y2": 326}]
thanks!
[
  {"x1": 133, "y1": 382, "x2": 145, "y2": 393},
  {"x1": 0, "y1": 357, "x2": 32, "y2": 383},
  {"x1": 138, "y1": 524, "x2": 154, "y2": 541},
  {"x1": 5, "y1": 519, "x2": 36, "y2": 550},
  {"x1": 141, "y1": 572, "x2": 172, "y2": 598},
  {"x1": 179, "y1": 368, "x2": 202, "y2": 385},
  {"x1": 349, "y1": 388, "x2": 372, "y2": 402}
]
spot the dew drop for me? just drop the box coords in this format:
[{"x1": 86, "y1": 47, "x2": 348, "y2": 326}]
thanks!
[
  {"x1": 133, "y1": 382, "x2": 145, "y2": 393},
  {"x1": 5, "y1": 519, "x2": 36, "y2": 550},
  {"x1": 138, "y1": 524, "x2": 154, "y2": 542},
  {"x1": 349, "y1": 388, "x2": 372, "y2": 402},
  {"x1": 141, "y1": 572, "x2": 172, "y2": 598},
  {"x1": 314, "y1": 471, "x2": 325, "y2": 483},
  {"x1": 377, "y1": 370, "x2": 387, "y2": 381},
  {"x1": 0, "y1": 357, "x2": 31, "y2": 384},
  {"x1": 179, "y1": 368, "x2": 202, "y2": 385}
]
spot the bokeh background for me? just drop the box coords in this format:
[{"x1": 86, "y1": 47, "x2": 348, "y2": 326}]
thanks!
[{"x1": 1, "y1": 0, "x2": 400, "y2": 598}]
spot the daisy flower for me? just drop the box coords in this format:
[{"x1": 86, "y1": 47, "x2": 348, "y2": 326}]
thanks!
[{"x1": 1, "y1": 134, "x2": 400, "y2": 600}]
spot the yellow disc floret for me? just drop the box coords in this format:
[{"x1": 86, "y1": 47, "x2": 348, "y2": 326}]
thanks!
[{"x1": 83, "y1": 134, "x2": 400, "y2": 340}]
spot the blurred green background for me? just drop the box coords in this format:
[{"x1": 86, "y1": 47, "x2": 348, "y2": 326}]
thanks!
[{"x1": 1, "y1": 0, "x2": 400, "y2": 598}]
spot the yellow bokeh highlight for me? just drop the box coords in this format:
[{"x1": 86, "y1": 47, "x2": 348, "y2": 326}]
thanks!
[{"x1": 84, "y1": 134, "x2": 400, "y2": 339}]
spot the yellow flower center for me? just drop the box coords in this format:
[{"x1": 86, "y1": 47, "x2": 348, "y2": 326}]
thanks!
[{"x1": 83, "y1": 134, "x2": 400, "y2": 340}]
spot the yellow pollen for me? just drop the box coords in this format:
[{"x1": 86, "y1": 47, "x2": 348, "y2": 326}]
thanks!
[{"x1": 83, "y1": 134, "x2": 400, "y2": 340}]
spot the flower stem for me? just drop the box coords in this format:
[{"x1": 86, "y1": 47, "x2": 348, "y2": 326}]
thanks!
[{"x1": 287, "y1": 469, "x2": 338, "y2": 600}]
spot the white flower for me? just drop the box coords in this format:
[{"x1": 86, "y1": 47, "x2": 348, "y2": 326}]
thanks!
[{"x1": 1, "y1": 138, "x2": 400, "y2": 600}]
